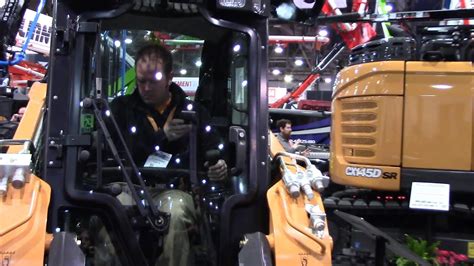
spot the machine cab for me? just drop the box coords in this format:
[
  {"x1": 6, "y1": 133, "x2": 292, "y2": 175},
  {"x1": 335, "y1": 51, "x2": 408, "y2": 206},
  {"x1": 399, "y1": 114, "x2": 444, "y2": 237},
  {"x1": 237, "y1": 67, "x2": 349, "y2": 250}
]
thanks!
[{"x1": 43, "y1": 1, "x2": 270, "y2": 265}]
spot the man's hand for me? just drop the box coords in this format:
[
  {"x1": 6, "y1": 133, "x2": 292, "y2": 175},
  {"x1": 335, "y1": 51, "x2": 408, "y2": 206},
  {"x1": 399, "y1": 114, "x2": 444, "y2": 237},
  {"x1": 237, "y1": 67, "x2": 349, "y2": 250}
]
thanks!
[
  {"x1": 164, "y1": 119, "x2": 192, "y2": 141},
  {"x1": 290, "y1": 139, "x2": 301, "y2": 149},
  {"x1": 10, "y1": 107, "x2": 26, "y2": 122},
  {"x1": 301, "y1": 148, "x2": 310, "y2": 157},
  {"x1": 10, "y1": 113, "x2": 21, "y2": 122},
  {"x1": 205, "y1": 159, "x2": 227, "y2": 181}
]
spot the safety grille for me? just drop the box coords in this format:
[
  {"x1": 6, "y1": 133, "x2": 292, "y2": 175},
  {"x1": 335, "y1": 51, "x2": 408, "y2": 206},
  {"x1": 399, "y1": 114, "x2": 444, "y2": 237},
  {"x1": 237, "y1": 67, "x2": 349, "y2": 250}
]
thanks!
[
  {"x1": 340, "y1": 99, "x2": 378, "y2": 158},
  {"x1": 341, "y1": 101, "x2": 377, "y2": 110},
  {"x1": 341, "y1": 125, "x2": 376, "y2": 133},
  {"x1": 341, "y1": 113, "x2": 377, "y2": 121},
  {"x1": 343, "y1": 137, "x2": 376, "y2": 145}
]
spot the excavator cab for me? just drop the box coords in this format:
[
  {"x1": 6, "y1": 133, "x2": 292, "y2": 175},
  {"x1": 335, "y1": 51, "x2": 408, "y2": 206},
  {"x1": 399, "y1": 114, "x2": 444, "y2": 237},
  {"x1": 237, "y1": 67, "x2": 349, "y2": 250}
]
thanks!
[{"x1": 0, "y1": 0, "x2": 278, "y2": 265}]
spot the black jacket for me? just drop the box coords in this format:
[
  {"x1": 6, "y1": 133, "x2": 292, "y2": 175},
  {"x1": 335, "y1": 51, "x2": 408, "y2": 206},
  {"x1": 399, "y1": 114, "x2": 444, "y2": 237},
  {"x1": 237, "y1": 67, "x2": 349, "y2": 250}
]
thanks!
[{"x1": 109, "y1": 83, "x2": 222, "y2": 168}]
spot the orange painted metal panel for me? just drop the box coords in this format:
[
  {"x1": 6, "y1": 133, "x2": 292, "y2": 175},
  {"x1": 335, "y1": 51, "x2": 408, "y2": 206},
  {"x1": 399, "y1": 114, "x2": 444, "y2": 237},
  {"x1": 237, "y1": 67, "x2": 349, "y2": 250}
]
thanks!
[{"x1": 403, "y1": 62, "x2": 474, "y2": 170}]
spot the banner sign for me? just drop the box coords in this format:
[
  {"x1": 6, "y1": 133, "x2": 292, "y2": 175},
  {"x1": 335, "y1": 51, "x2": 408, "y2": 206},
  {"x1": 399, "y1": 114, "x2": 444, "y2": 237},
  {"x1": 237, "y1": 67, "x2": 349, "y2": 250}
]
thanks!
[
  {"x1": 172, "y1": 77, "x2": 199, "y2": 95},
  {"x1": 15, "y1": 9, "x2": 53, "y2": 55}
]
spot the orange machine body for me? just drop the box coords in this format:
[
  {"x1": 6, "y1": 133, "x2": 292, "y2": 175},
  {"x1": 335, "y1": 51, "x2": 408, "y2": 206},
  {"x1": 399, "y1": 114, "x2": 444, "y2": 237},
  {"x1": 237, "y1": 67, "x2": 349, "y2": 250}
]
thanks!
[
  {"x1": 330, "y1": 61, "x2": 474, "y2": 191},
  {"x1": 0, "y1": 82, "x2": 51, "y2": 266},
  {"x1": 267, "y1": 132, "x2": 333, "y2": 265}
]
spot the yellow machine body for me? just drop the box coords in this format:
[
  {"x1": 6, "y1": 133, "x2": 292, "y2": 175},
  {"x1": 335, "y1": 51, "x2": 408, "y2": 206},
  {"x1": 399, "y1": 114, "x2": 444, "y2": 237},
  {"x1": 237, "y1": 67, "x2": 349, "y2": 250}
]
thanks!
[
  {"x1": 0, "y1": 83, "x2": 51, "y2": 266},
  {"x1": 330, "y1": 61, "x2": 474, "y2": 191}
]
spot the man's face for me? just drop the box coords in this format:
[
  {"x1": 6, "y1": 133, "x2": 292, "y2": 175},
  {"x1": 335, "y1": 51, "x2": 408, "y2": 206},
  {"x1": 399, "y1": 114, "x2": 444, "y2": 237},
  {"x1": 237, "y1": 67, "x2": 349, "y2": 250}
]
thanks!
[
  {"x1": 17, "y1": 107, "x2": 26, "y2": 119},
  {"x1": 136, "y1": 57, "x2": 172, "y2": 106},
  {"x1": 280, "y1": 123, "x2": 292, "y2": 138}
]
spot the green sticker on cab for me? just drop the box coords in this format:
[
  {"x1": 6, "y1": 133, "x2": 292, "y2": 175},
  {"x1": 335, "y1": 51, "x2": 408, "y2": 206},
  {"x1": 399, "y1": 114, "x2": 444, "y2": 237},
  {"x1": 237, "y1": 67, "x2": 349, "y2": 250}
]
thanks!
[{"x1": 80, "y1": 113, "x2": 94, "y2": 133}]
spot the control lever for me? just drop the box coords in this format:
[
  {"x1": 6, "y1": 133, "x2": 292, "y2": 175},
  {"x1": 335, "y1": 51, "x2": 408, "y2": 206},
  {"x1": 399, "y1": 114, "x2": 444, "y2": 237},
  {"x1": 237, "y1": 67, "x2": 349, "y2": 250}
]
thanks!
[
  {"x1": 206, "y1": 149, "x2": 220, "y2": 166},
  {"x1": 204, "y1": 149, "x2": 227, "y2": 194},
  {"x1": 180, "y1": 110, "x2": 197, "y2": 124}
]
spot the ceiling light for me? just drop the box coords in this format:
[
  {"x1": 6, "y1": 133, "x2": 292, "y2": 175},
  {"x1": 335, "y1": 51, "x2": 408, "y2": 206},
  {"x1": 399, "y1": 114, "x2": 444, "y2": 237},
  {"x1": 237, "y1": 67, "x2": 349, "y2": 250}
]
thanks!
[
  {"x1": 124, "y1": 38, "x2": 132, "y2": 44},
  {"x1": 272, "y1": 69, "x2": 281, "y2": 76},
  {"x1": 324, "y1": 77, "x2": 332, "y2": 83},
  {"x1": 180, "y1": 69, "x2": 187, "y2": 75},
  {"x1": 195, "y1": 60, "x2": 202, "y2": 67},
  {"x1": 294, "y1": 59, "x2": 304, "y2": 66},
  {"x1": 155, "y1": 72, "x2": 163, "y2": 80},
  {"x1": 284, "y1": 75, "x2": 293, "y2": 83},
  {"x1": 276, "y1": 3, "x2": 296, "y2": 20},
  {"x1": 274, "y1": 46, "x2": 284, "y2": 54},
  {"x1": 318, "y1": 29, "x2": 328, "y2": 37},
  {"x1": 114, "y1": 40, "x2": 121, "y2": 48}
]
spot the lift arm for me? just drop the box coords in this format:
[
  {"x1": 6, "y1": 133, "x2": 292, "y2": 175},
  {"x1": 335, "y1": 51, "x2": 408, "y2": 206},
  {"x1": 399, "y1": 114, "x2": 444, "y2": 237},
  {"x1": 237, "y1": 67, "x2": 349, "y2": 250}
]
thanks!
[{"x1": 265, "y1": 131, "x2": 333, "y2": 265}]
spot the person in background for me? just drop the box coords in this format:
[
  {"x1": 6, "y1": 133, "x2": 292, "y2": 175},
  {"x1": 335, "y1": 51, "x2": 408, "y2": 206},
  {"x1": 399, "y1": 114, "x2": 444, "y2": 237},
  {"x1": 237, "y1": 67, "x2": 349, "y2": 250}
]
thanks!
[
  {"x1": 276, "y1": 118, "x2": 302, "y2": 153},
  {"x1": 10, "y1": 107, "x2": 26, "y2": 122}
]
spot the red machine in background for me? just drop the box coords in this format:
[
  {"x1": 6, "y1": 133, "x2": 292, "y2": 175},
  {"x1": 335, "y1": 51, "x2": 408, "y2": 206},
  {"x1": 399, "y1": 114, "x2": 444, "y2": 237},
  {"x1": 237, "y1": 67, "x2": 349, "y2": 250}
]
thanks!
[
  {"x1": 8, "y1": 60, "x2": 46, "y2": 88},
  {"x1": 322, "y1": 0, "x2": 376, "y2": 49},
  {"x1": 270, "y1": 0, "x2": 376, "y2": 109},
  {"x1": 297, "y1": 99, "x2": 331, "y2": 111}
]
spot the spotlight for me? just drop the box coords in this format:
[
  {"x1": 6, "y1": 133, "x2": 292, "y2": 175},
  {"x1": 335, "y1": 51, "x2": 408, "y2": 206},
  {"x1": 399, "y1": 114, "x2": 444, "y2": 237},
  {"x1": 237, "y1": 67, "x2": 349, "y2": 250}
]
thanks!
[
  {"x1": 318, "y1": 29, "x2": 328, "y2": 37},
  {"x1": 294, "y1": 59, "x2": 304, "y2": 66},
  {"x1": 274, "y1": 45, "x2": 284, "y2": 54},
  {"x1": 276, "y1": 2, "x2": 296, "y2": 20},
  {"x1": 155, "y1": 72, "x2": 163, "y2": 80}
]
